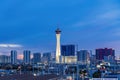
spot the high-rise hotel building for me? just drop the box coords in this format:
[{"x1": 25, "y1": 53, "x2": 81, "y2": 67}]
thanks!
[
  {"x1": 96, "y1": 48, "x2": 115, "y2": 60},
  {"x1": 11, "y1": 50, "x2": 17, "y2": 64},
  {"x1": 77, "y1": 50, "x2": 90, "y2": 64},
  {"x1": 23, "y1": 50, "x2": 31, "y2": 64},
  {"x1": 61, "y1": 45, "x2": 75, "y2": 56},
  {"x1": 33, "y1": 53, "x2": 41, "y2": 64}
]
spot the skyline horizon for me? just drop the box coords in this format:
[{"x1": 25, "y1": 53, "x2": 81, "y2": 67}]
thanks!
[{"x1": 0, "y1": 46, "x2": 120, "y2": 60}]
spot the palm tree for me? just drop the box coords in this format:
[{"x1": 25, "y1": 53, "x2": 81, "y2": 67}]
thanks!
[{"x1": 93, "y1": 70, "x2": 101, "y2": 78}]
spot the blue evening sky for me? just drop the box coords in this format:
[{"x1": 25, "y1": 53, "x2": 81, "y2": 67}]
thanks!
[{"x1": 0, "y1": 0, "x2": 120, "y2": 56}]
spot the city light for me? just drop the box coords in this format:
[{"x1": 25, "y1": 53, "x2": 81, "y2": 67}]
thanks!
[{"x1": 0, "y1": 44, "x2": 22, "y2": 48}]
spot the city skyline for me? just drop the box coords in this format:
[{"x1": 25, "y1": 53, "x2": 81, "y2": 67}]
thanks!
[{"x1": 0, "y1": 0, "x2": 120, "y2": 56}]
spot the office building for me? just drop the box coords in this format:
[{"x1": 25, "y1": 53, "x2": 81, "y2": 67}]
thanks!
[
  {"x1": 104, "y1": 55, "x2": 116, "y2": 64},
  {"x1": 42, "y1": 52, "x2": 52, "y2": 63},
  {"x1": 0, "y1": 55, "x2": 10, "y2": 64},
  {"x1": 61, "y1": 45, "x2": 75, "y2": 56},
  {"x1": 60, "y1": 45, "x2": 76, "y2": 63},
  {"x1": 90, "y1": 55, "x2": 96, "y2": 65},
  {"x1": 77, "y1": 50, "x2": 90, "y2": 64},
  {"x1": 96, "y1": 48, "x2": 115, "y2": 60},
  {"x1": 23, "y1": 50, "x2": 31, "y2": 64},
  {"x1": 11, "y1": 50, "x2": 17, "y2": 64},
  {"x1": 61, "y1": 56, "x2": 77, "y2": 63},
  {"x1": 33, "y1": 53, "x2": 41, "y2": 64}
]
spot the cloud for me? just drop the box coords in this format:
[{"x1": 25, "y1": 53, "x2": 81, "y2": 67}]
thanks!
[
  {"x1": 98, "y1": 10, "x2": 120, "y2": 19},
  {"x1": 0, "y1": 44, "x2": 22, "y2": 48},
  {"x1": 72, "y1": 10, "x2": 120, "y2": 29}
]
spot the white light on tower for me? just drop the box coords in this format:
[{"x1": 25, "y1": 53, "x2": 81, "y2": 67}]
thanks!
[{"x1": 55, "y1": 28, "x2": 61, "y2": 63}]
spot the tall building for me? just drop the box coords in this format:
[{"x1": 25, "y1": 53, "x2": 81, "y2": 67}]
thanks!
[
  {"x1": 104, "y1": 55, "x2": 115, "y2": 64},
  {"x1": 33, "y1": 53, "x2": 41, "y2": 64},
  {"x1": 0, "y1": 55, "x2": 10, "y2": 64},
  {"x1": 11, "y1": 50, "x2": 17, "y2": 64},
  {"x1": 23, "y1": 50, "x2": 31, "y2": 64},
  {"x1": 61, "y1": 45, "x2": 75, "y2": 56},
  {"x1": 60, "y1": 45, "x2": 76, "y2": 63},
  {"x1": 96, "y1": 48, "x2": 115, "y2": 60},
  {"x1": 90, "y1": 55, "x2": 96, "y2": 65},
  {"x1": 77, "y1": 50, "x2": 90, "y2": 64},
  {"x1": 42, "y1": 52, "x2": 52, "y2": 63},
  {"x1": 55, "y1": 28, "x2": 61, "y2": 63}
]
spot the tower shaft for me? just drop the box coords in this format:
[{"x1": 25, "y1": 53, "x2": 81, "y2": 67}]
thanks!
[{"x1": 56, "y1": 34, "x2": 61, "y2": 63}]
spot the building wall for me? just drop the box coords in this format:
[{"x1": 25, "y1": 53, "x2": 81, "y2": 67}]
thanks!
[
  {"x1": 23, "y1": 50, "x2": 31, "y2": 64},
  {"x1": 61, "y1": 45, "x2": 75, "y2": 56},
  {"x1": 42, "y1": 52, "x2": 51, "y2": 63},
  {"x1": 11, "y1": 50, "x2": 17, "y2": 64},
  {"x1": 61, "y1": 56, "x2": 77, "y2": 63},
  {"x1": 77, "y1": 50, "x2": 90, "y2": 64},
  {"x1": 0, "y1": 55, "x2": 10, "y2": 64},
  {"x1": 33, "y1": 53, "x2": 41, "y2": 64},
  {"x1": 96, "y1": 48, "x2": 115, "y2": 60}
]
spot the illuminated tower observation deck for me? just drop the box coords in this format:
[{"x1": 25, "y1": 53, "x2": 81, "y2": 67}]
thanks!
[{"x1": 55, "y1": 28, "x2": 61, "y2": 63}]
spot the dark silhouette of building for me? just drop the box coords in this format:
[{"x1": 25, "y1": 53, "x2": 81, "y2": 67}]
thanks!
[
  {"x1": 33, "y1": 53, "x2": 41, "y2": 64},
  {"x1": 11, "y1": 50, "x2": 17, "y2": 64},
  {"x1": 77, "y1": 50, "x2": 90, "y2": 63},
  {"x1": 96, "y1": 48, "x2": 115, "y2": 60},
  {"x1": 23, "y1": 50, "x2": 31, "y2": 64},
  {"x1": 0, "y1": 55, "x2": 10, "y2": 64},
  {"x1": 42, "y1": 52, "x2": 52, "y2": 63},
  {"x1": 61, "y1": 45, "x2": 75, "y2": 56}
]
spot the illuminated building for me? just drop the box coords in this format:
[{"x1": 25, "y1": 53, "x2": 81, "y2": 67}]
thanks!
[
  {"x1": 62, "y1": 56, "x2": 77, "y2": 63},
  {"x1": 55, "y1": 28, "x2": 61, "y2": 63},
  {"x1": 61, "y1": 44, "x2": 76, "y2": 63}
]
